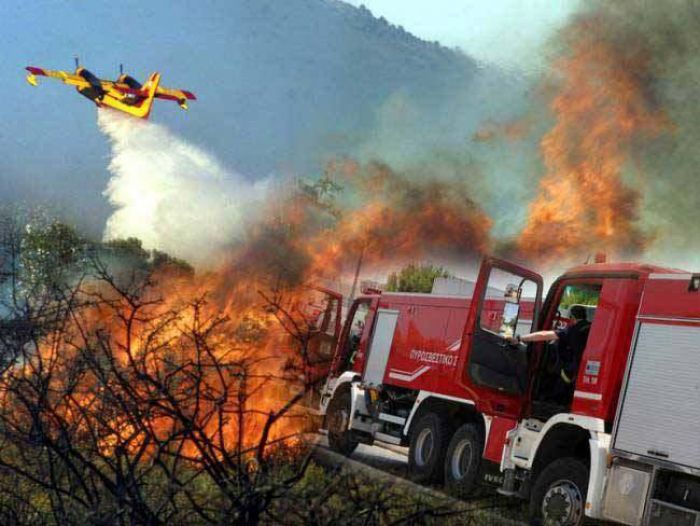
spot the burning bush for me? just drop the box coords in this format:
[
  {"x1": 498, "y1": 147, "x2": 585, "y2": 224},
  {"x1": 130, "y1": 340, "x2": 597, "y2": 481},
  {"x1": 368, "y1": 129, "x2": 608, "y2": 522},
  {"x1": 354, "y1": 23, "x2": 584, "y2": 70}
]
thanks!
[{"x1": 0, "y1": 216, "x2": 333, "y2": 524}]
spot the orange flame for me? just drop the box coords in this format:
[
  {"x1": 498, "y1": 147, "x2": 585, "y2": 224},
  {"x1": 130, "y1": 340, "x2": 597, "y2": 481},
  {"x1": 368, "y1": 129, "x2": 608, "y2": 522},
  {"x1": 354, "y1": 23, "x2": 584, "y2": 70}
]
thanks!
[
  {"x1": 517, "y1": 16, "x2": 668, "y2": 264},
  {"x1": 307, "y1": 160, "x2": 492, "y2": 275},
  {"x1": 6, "y1": 269, "x2": 318, "y2": 463}
]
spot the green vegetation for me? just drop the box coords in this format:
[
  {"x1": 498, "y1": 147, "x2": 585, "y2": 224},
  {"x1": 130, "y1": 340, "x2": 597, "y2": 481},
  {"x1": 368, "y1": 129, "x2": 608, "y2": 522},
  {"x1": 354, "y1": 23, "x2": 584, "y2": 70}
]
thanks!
[
  {"x1": 559, "y1": 285, "x2": 601, "y2": 309},
  {"x1": 11, "y1": 217, "x2": 194, "y2": 289},
  {"x1": 103, "y1": 236, "x2": 194, "y2": 276},
  {"x1": 20, "y1": 219, "x2": 86, "y2": 292},
  {"x1": 274, "y1": 458, "x2": 524, "y2": 525},
  {"x1": 386, "y1": 263, "x2": 452, "y2": 293}
]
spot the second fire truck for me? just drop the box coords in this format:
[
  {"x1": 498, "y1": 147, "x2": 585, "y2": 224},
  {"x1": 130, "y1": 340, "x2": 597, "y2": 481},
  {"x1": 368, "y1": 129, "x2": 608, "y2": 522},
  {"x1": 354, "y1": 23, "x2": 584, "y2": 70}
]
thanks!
[{"x1": 319, "y1": 257, "x2": 700, "y2": 525}]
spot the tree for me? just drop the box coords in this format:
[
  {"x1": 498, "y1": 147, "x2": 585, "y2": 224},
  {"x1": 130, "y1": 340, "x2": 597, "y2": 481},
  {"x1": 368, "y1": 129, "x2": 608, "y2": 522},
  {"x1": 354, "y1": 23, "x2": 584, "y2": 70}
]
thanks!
[
  {"x1": 102, "y1": 238, "x2": 194, "y2": 278},
  {"x1": 20, "y1": 220, "x2": 86, "y2": 295},
  {"x1": 103, "y1": 237, "x2": 150, "y2": 265},
  {"x1": 386, "y1": 263, "x2": 452, "y2": 293}
]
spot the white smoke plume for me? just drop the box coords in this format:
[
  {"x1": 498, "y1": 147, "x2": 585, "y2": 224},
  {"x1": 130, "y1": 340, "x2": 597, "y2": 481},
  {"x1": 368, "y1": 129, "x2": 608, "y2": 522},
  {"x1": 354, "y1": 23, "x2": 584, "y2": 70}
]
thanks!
[{"x1": 98, "y1": 110, "x2": 267, "y2": 268}]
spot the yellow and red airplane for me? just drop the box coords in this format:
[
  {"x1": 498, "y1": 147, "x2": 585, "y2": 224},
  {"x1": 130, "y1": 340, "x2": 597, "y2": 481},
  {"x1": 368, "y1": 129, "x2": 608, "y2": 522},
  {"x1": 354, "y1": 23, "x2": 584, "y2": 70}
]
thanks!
[{"x1": 25, "y1": 61, "x2": 196, "y2": 119}]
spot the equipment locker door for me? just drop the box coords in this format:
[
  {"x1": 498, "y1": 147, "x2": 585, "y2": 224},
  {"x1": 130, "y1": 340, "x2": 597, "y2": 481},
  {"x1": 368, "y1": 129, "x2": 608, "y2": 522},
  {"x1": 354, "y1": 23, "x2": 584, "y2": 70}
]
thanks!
[
  {"x1": 613, "y1": 321, "x2": 700, "y2": 470},
  {"x1": 363, "y1": 309, "x2": 399, "y2": 387}
]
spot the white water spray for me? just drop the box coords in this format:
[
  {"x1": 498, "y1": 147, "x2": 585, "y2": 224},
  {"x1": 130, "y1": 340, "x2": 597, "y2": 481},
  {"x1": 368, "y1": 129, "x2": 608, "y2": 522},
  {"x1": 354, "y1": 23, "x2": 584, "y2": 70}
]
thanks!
[{"x1": 98, "y1": 110, "x2": 266, "y2": 267}]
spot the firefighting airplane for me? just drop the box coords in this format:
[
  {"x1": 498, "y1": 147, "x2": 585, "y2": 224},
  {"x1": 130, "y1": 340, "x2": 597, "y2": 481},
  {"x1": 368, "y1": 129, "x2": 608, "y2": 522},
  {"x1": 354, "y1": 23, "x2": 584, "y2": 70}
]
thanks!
[{"x1": 25, "y1": 59, "x2": 196, "y2": 119}]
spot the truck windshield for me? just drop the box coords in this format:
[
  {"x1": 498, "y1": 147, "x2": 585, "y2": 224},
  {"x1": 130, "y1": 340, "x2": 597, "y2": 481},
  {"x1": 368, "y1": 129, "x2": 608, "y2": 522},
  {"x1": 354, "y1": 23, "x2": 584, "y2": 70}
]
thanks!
[{"x1": 302, "y1": 290, "x2": 340, "y2": 337}]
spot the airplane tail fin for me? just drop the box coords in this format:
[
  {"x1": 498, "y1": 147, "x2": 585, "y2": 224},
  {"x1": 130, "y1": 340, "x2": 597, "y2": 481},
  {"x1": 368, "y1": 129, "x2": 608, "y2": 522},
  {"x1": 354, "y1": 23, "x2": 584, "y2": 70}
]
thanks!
[
  {"x1": 144, "y1": 73, "x2": 161, "y2": 94},
  {"x1": 138, "y1": 72, "x2": 161, "y2": 119}
]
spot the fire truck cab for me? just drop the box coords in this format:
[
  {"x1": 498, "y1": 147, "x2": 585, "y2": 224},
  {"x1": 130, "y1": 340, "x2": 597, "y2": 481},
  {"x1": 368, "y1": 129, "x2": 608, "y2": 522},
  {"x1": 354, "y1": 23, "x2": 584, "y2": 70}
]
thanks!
[{"x1": 319, "y1": 257, "x2": 699, "y2": 525}]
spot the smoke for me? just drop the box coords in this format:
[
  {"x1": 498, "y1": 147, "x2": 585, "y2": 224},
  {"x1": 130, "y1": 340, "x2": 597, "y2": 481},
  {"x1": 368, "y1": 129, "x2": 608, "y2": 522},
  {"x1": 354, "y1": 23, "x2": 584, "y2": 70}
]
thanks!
[
  {"x1": 96, "y1": 107, "x2": 491, "y2": 286},
  {"x1": 596, "y1": 0, "x2": 700, "y2": 269},
  {"x1": 223, "y1": 159, "x2": 493, "y2": 291},
  {"x1": 514, "y1": 1, "x2": 700, "y2": 269},
  {"x1": 98, "y1": 1, "x2": 700, "y2": 277},
  {"x1": 515, "y1": 13, "x2": 667, "y2": 265},
  {"x1": 313, "y1": 160, "x2": 492, "y2": 272},
  {"x1": 98, "y1": 110, "x2": 267, "y2": 267}
]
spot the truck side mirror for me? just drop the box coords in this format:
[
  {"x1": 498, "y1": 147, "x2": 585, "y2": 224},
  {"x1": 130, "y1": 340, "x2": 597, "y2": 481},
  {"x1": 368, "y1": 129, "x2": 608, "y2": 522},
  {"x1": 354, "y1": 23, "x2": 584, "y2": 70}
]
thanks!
[
  {"x1": 504, "y1": 283, "x2": 521, "y2": 303},
  {"x1": 499, "y1": 301, "x2": 521, "y2": 339},
  {"x1": 499, "y1": 284, "x2": 522, "y2": 338}
]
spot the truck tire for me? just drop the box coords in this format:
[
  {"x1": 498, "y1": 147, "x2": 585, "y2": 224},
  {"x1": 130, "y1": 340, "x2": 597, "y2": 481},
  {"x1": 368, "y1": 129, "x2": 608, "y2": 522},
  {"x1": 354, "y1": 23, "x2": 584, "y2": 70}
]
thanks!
[
  {"x1": 408, "y1": 412, "x2": 451, "y2": 483},
  {"x1": 530, "y1": 457, "x2": 589, "y2": 526},
  {"x1": 444, "y1": 422, "x2": 483, "y2": 498},
  {"x1": 326, "y1": 390, "x2": 358, "y2": 456}
]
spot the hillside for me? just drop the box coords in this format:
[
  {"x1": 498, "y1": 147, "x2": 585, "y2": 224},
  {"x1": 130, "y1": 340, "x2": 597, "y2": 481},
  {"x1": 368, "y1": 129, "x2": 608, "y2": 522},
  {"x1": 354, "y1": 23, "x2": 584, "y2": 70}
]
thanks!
[{"x1": 184, "y1": 0, "x2": 524, "y2": 177}]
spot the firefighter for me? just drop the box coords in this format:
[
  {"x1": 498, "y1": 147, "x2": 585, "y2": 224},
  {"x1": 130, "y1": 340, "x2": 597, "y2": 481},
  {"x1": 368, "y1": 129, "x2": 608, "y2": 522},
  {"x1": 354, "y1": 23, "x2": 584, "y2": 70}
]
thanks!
[{"x1": 509, "y1": 305, "x2": 591, "y2": 401}]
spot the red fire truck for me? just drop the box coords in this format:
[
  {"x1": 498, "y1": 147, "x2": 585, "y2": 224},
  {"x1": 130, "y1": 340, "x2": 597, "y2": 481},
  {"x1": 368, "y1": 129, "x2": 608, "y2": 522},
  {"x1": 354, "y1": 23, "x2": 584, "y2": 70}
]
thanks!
[{"x1": 319, "y1": 257, "x2": 700, "y2": 525}]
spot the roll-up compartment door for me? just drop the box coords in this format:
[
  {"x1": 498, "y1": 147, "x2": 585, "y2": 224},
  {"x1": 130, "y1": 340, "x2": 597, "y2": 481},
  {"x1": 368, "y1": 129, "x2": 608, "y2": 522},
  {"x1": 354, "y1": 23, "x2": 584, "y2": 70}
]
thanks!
[
  {"x1": 614, "y1": 322, "x2": 700, "y2": 470},
  {"x1": 363, "y1": 309, "x2": 399, "y2": 387}
]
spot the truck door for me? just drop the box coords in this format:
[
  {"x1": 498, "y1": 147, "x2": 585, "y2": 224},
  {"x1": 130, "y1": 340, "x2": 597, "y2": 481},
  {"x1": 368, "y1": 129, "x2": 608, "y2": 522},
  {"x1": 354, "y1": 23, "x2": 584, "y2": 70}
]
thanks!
[
  {"x1": 304, "y1": 287, "x2": 343, "y2": 382},
  {"x1": 329, "y1": 298, "x2": 373, "y2": 376},
  {"x1": 466, "y1": 258, "x2": 543, "y2": 396}
]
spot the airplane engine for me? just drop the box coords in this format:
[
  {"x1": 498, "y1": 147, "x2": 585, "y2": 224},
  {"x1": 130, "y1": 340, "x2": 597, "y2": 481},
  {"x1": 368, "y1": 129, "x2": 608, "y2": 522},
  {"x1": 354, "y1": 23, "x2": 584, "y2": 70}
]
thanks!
[
  {"x1": 117, "y1": 74, "x2": 142, "y2": 90},
  {"x1": 76, "y1": 68, "x2": 106, "y2": 101}
]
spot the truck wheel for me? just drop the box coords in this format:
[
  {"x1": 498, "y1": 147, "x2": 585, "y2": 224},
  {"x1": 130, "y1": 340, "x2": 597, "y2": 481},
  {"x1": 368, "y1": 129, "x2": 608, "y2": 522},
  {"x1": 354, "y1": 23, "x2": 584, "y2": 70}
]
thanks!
[
  {"x1": 408, "y1": 412, "x2": 450, "y2": 483},
  {"x1": 444, "y1": 422, "x2": 483, "y2": 498},
  {"x1": 530, "y1": 457, "x2": 588, "y2": 526},
  {"x1": 326, "y1": 390, "x2": 358, "y2": 456}
]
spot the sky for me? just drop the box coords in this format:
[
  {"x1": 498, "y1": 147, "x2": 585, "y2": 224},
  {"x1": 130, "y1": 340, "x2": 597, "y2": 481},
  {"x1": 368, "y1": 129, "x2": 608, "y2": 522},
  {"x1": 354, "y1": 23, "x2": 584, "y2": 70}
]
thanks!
[
  {"x1": 0, "y1": 0, "x2": 579, "y2": 239},
  {"x1": 343, "y1": 0, "x2": 581, "y2": 70}
]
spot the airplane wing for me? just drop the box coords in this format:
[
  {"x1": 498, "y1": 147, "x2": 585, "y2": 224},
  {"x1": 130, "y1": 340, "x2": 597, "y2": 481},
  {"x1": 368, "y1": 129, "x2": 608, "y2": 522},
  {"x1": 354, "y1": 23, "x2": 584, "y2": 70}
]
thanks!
[
  {"x1": 25, "y1": 66, "x2": 116, "y2": 90},
  {"x1": 155, "y1": 85, "x2": 197, "y2": 108},
  {"x1": 25, "y1": 66, "x2": 88, "y2": 87}
]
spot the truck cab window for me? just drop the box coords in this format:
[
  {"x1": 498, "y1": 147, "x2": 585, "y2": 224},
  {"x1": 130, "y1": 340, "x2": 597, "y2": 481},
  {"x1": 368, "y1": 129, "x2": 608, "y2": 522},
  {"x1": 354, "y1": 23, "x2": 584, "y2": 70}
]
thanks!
[
  {"x1": 323, "y1": 297, "x2": 339, "y2": 337},
  {"x1": 340, "y1": 301, "x2": 370, "y2": 371}
]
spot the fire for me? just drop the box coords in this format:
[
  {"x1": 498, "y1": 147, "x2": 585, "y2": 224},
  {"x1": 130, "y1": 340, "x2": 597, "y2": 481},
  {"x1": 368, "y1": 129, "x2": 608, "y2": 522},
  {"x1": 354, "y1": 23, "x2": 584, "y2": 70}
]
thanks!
[
  {"x1": 305, "y1": 160, "x2": 492, "y2": 276},
  {"x1": 1, "y1": 139, "x2": 492, "y2": 467},
  {"x1": 1, "y1": 265, "x2": 316, "y2": 464},
  {"x1": 516, "y1": 15, "x2": 668, "y2": 264}
]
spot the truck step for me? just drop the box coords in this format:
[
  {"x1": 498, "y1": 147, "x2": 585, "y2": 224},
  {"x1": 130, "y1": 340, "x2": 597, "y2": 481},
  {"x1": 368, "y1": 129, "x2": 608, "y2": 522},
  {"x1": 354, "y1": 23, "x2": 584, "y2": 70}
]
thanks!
[
  {"x1": 378, "y1": 412, "x2": 406, "y2": 425},
  {"x1": 375, "y1": 431, "x2": 402, "y2": 445}
]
